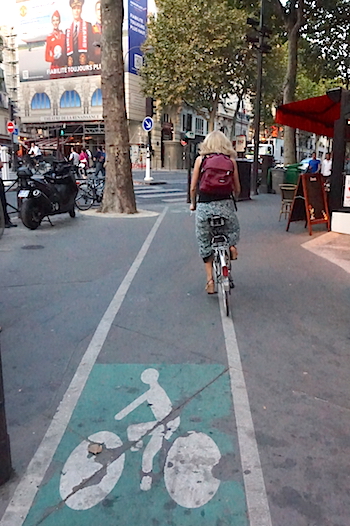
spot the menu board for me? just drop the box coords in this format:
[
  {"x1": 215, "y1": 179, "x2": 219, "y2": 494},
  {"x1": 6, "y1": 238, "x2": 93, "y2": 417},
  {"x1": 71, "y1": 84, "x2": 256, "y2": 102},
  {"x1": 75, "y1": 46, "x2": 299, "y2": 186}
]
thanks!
[{"x1": 287, "y1": 173, "x2": 330, "y2": 235}]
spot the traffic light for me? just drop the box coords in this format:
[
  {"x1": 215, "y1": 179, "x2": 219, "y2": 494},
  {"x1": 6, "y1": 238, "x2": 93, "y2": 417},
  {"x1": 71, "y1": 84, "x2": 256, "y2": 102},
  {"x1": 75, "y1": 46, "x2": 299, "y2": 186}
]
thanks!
[
  {"x1": 9, "y1": 103, "x2": 15, "y2": 121},
  {"x1": 146, "y1": 97, "x2": 156, "y2": 117},
  {"x1": 60, "y1": 129, "x2": 65, "y2": 136}
]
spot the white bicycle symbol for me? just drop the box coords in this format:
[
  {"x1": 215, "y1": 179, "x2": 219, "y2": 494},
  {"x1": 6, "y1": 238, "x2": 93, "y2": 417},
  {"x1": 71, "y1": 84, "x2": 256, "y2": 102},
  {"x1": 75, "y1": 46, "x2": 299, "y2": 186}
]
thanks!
[{"x1": 60, "y1": 368, "x2": 222, "y2": 510}]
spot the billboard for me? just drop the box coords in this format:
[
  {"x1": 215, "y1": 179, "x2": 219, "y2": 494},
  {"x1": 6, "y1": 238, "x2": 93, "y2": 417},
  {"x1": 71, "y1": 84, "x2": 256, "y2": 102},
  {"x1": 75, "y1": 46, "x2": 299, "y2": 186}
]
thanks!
[
  {"x1": 17, "y1": 0, "x2": 148, "y2": 82},
  {"x1": 17, "y1": 0, "x2": 102, "y2": 82},
  {"x1": 128, "y1": 0, "x2": 147, "y2": 75}
]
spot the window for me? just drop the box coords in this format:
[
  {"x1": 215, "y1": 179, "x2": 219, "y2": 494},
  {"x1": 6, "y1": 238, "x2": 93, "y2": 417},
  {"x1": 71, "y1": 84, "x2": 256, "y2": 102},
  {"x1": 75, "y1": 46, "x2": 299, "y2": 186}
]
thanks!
[
  {"x1": 91, "y1": 88, "x2": 102, "y2": 107},
  {"x1": 195, "y1": 117, "x2": 204, "y2": 136},
  {"x1": 162, "y1": 113, "x2": 169, "y2": 123},
  {"x1": 60, "y1": 90, "x2": 81, "y2": 108},
  {"x1": 182, "y1": 113, "x2": 193, "y2": 132},
  {"x1": 31, "y1": 92, "x2": 51, "y2": 110}
]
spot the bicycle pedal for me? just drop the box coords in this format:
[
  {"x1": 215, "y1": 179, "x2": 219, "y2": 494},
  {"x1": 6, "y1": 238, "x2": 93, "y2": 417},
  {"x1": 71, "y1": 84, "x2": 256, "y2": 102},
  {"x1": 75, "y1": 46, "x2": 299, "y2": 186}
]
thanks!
[{"x1": 229, "y1": 278, "x2": 235, "y2": 289}]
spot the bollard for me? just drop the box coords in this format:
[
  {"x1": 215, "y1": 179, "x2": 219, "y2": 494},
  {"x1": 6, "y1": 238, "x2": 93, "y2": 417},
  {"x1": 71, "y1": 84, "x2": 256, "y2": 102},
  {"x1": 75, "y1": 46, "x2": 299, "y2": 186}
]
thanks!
[{"x1": 0, "y1": 343, "x2": 12, "y2": 485}]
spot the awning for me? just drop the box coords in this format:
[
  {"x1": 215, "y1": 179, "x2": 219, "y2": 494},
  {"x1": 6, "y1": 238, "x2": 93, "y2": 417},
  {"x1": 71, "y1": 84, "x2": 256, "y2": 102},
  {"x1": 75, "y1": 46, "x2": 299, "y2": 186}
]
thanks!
[
  {"x1": 20, "y1": 137, "x2": 70, "y2": 150},
  {"x1": 275, "y1": 91, "x2": 341, "y2": 138}
]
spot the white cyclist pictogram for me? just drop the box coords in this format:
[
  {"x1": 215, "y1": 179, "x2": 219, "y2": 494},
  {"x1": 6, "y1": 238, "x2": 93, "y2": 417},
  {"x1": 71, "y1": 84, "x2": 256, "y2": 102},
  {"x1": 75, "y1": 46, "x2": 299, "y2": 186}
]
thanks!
[{"x1": 60, "y1": 368, "x2": 221, "y2": 510}]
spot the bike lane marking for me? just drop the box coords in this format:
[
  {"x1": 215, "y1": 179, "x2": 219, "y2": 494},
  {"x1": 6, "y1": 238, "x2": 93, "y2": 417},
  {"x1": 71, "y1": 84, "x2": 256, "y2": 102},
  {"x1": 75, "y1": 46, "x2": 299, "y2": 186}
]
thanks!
[
  {"x1": 219, "y1": 299, "x2": 273, "y2": 526},
  {"x1": 19, "y1": 365, "x2": 248, "y2": 526},
  {"x1": 0, "y1": 207, "x2": 168, "y2": 526}
]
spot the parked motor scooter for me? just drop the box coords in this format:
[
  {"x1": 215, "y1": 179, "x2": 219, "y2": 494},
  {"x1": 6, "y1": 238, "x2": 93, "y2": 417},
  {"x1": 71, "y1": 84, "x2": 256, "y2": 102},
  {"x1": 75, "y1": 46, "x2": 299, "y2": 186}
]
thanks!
[{"x1": 17, "y1": 161, "x2": 78, "y2": 230}]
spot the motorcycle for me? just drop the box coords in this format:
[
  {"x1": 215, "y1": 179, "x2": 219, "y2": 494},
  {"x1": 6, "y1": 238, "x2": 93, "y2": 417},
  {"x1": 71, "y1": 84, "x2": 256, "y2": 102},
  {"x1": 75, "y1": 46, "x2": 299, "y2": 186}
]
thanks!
[{"x1": 17, "y1": 161, "x2": 78, "y2": 230}]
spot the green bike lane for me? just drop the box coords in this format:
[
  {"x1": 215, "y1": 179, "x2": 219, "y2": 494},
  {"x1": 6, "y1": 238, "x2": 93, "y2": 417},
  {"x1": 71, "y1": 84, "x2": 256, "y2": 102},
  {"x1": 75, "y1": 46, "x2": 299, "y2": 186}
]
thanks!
[{"x1": 0, "y1": 205, "x2": 271, "y2": 526}]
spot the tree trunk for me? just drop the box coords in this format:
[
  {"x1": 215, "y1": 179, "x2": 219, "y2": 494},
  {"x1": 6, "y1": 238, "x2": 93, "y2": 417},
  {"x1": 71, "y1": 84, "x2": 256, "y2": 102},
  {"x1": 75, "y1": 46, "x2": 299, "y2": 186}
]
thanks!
[
  {"x1": 283, "y1": 24, "x2": 299, "y2": 165},
  {"x1": 208, "y1": 95, "x2": 220, "y2": 132},
  {"x1": 100, "y1": 0, "x2": 137, "y2": 214}
]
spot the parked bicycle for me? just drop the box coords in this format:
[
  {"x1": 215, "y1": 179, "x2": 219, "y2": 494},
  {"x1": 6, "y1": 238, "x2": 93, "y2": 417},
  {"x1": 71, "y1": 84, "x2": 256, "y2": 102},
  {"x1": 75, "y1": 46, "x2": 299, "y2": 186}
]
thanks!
[
  {"x1": 75, "y1": 175, "x2": 105, "y2": 210},
  {"x1": 24, "y1": 154, "x2": 51, "y2": 175},
  {"x1": 209, "y1": 216, "x2": 234, "y2": 316}
]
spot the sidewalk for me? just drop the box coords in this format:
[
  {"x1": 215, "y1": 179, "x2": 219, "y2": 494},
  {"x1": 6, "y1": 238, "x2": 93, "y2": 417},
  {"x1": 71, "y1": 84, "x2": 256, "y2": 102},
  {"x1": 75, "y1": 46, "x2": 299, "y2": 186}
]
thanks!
[{"x1": 302, "y1": 231, "x2": 350, "y2": 275}]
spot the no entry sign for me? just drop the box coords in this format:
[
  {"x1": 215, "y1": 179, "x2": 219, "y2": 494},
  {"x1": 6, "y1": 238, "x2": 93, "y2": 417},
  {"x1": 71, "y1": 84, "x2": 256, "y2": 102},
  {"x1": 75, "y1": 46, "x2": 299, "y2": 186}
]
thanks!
[{"x1": 7, "y1": 121, "x2": 15, "y2": 134}]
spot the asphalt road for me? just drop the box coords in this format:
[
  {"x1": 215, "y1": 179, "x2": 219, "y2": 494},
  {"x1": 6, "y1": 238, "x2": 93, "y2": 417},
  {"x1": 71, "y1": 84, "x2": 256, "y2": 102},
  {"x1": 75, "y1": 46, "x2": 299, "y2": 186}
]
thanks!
[{"x1": 1, "y1": 175, "x2": 350, "y2": 526}]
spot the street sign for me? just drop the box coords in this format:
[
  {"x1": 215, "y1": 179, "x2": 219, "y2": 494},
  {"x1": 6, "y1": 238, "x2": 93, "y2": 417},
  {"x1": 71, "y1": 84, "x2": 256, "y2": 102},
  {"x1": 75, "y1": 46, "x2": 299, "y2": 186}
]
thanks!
[
  {"x1": 7, "y1": 121, "x2": 15, "y2": 134},
  {"x1": 185, "y1": 131, "x2": 195, "y2": 139},
  {"x1": 142, "y1": 117, "x2": 154, "y2": 132},
  {"x1": 13, "y1": 127, "x2": 19, "y2": 136}
]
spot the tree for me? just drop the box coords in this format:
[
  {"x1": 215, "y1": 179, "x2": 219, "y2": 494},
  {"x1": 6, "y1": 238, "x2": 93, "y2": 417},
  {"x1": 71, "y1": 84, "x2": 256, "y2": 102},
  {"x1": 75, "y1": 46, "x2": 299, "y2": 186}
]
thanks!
[
  {"x1": 302, "y1": 0, "x2": 350, "y2": 89},
  {"x1": 141, "y1": 0, "x2": 248, "y2": 132},
  {"x1": 100, "y1": 0, "x2": 137, "y2": 214}
]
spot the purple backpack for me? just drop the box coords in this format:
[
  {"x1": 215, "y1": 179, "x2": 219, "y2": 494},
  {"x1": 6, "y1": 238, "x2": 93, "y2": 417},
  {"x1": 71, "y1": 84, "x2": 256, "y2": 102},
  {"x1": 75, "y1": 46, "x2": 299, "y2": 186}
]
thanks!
[{"x1": 199, "y1": 153, "x2": 234, "y2": 195}]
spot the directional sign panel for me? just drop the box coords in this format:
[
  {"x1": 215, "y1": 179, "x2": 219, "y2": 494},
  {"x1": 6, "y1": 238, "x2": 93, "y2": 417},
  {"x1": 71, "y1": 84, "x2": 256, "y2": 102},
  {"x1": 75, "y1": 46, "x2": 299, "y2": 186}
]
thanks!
[
  {"x1": 22, "y1": 364, "x2": 247, "y2": 526},
  {"x1": 142, "y1": 117, "x2": 154, "y2": 132}
]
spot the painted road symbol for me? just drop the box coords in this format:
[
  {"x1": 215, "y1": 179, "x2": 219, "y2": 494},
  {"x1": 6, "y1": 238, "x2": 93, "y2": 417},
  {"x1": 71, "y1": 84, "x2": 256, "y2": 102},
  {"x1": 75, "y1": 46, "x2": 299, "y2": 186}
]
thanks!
[
  {"x1": 60, "y1": 368, "x2": 221, "y2": 509},
  {"x1": 142, "y1": 117, "x2": 154, "y2": 132},
  {"x1": 23, "y1": 365, "x2": 247, "y2": 526}
]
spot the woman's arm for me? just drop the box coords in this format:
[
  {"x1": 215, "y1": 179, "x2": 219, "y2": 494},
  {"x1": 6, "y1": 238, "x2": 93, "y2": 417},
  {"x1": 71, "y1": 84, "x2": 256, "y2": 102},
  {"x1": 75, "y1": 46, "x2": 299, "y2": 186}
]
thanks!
[
  {"x1": 190, "y1": 156, "x2": 202, "y2": 211},
  {"x1": 231, "y1": 158, "x2": 241, "y2": 198}
]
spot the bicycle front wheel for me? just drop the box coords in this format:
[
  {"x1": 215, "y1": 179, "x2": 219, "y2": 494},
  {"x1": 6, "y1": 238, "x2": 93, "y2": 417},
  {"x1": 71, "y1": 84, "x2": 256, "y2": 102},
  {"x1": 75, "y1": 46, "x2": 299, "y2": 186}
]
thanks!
[{"x1": 75, "y1": 183, "x2": 94, "y2": 210}]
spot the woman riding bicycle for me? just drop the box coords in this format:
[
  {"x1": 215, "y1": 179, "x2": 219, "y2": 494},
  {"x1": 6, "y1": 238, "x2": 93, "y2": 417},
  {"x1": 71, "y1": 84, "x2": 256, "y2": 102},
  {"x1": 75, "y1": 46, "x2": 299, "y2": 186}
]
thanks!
[{"x1": 190, "y1": 131, "x2": 240, "y2": 294}]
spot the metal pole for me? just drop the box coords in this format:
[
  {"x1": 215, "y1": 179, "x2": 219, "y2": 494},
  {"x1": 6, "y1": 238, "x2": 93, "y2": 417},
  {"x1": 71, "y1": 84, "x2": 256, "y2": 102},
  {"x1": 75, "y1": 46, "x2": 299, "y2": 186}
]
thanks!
[
  {"x1": 0, "y1": 343, "x2": 12, "y2": 485},
  {"x1": 252, "y1": 0, "x2": 264, "y2": 195},
  {"x1": 186, "y1": 142, "x2": 191, "y2": 203},
  {"x1": 144, "y1": 131, "x2": 153, "y2": 182}
]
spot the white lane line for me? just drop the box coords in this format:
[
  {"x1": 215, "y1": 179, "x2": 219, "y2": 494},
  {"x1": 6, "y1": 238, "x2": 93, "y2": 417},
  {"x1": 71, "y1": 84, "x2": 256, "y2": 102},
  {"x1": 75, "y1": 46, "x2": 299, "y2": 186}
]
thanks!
[
  {"x1": 139, "y1": 192, "x2": 187, "y2": 199},
  {"x1": 0, "y1": 207, "x2": 169, "y2": 526},
  {"x1": 219, "y1": 298, "x2": 273, "y2": 526},
  {"x1": 162, "y1": 198, "x2": 187, "y2": 203}
]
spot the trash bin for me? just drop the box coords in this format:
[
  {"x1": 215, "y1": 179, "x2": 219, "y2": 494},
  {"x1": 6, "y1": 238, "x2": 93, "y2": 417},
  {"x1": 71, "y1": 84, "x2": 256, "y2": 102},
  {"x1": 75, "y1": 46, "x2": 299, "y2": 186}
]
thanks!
[
  {"x1": 236, "y1": 159, "x2": 252, "y2": 200},
  {"x1": 270, "y1": 168, "x2": 286, "y2": 194},
  {"x1": 285, "y1": 163, "x2": 302, "y2": 185}
]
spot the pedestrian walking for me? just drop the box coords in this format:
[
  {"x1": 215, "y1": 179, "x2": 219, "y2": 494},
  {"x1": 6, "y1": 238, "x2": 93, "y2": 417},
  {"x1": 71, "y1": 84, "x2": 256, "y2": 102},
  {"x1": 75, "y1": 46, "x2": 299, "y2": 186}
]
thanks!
[
  {"x1": 93, "y1": 147, "x2": 105, "y2": 177},
  {"x1": 69, "y1": 147, "x2": 80, "y2": 166}
]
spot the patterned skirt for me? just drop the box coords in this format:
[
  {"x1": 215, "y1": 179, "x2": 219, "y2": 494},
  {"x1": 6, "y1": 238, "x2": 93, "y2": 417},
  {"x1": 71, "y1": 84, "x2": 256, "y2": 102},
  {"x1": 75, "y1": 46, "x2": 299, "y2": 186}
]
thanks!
[{"x1": 195, "y1": 199, "x2": 240, "y2": 261}]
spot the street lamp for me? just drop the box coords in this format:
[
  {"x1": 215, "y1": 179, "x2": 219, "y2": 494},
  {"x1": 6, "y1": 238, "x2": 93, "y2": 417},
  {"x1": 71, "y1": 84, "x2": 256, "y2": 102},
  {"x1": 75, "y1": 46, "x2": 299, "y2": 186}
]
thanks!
[{"x1": 247, "y1": 0, "x2": 271, "y2": 195}]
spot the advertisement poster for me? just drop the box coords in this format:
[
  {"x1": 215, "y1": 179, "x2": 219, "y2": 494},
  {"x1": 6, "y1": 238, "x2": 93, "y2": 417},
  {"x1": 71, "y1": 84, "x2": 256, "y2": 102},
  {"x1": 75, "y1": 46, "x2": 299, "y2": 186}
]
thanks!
[
  {"x1": 343, "y1": 175, "x2": 350, "y2": 207},
  {"x1": 17, "y1": 0, "x2": 102, "y2": 82},
  {"x1": 128, "y1": 0, "x2": 147, "y2": 75}
]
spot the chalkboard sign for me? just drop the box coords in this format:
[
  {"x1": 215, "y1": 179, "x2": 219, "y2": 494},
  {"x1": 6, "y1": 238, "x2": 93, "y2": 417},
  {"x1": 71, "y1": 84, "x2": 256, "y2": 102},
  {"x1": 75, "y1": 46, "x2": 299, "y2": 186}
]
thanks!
[{"x1": 287, "y1": 173, "x2": 330, "y2": 235}]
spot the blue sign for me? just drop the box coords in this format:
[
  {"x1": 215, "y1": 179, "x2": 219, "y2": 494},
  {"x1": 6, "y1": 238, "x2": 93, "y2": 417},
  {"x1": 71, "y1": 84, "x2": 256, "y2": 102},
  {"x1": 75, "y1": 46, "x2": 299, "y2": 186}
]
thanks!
[
  {"x1": 142, "y1": 117, "x2": 154, "y2": 132},
  {"x1": 13, "y1": 127, "x2": 19, "y2": 136},
  {"x1": 128, "y1": 0, "x2": 148, "y2": 75}
]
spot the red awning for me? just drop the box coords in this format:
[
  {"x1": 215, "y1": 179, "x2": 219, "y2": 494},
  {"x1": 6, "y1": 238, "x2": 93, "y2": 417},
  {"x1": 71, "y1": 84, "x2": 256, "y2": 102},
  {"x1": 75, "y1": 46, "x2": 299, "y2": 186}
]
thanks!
[{"x1": 275, "y1": 93, "x2": 341, "y2": 137}]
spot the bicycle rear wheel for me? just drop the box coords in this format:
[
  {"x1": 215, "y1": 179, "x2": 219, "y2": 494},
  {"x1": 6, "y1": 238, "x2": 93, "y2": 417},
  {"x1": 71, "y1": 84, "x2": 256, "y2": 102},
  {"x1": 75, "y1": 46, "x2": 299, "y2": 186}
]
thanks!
[{"x1": 75, "y1": 183, "x2": 94, "y2": 210}]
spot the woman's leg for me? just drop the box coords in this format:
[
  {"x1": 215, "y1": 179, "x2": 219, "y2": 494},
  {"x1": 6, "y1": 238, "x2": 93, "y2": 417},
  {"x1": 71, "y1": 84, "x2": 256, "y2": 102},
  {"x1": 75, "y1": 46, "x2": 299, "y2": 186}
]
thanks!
[
  {"x1": 204, "y1": 256, "x2": 215, "y2": 293},
  {"x1": 195, "y1": 204, "x2": 215, "y2": 292}
]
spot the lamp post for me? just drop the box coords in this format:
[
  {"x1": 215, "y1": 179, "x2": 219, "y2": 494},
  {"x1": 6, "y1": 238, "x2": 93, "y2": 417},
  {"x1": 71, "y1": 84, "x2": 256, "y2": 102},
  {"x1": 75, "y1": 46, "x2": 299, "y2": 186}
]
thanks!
[{"x1": 247, "y1": 0, "x2": 271, "y2": 195}]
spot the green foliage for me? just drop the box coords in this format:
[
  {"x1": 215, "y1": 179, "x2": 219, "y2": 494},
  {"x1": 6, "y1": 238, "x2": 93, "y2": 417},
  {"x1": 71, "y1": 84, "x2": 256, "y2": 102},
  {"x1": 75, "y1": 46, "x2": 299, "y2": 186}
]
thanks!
[
  {"x1": 302, "y1": 0, "x2": 350, "y2": 89},
  {"x1": 141, "y1": 0, "x2": 250, "y2": 120}
]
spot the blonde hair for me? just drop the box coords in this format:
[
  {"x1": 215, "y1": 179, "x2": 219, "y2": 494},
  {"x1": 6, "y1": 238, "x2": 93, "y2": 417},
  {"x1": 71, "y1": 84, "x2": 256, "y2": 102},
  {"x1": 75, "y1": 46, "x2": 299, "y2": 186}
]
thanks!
[{"x1": 199, "y1": 130, "x2": 236, "y2": 158}]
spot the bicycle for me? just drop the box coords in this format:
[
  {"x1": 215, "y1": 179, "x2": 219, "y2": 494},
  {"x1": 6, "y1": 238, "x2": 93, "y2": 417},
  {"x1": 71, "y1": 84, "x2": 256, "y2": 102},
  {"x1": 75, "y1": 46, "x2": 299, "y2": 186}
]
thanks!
[
  {"x1": 75, "y1": 174, "x2": 105, "y2": 210},
  {"x1": 59, "y1": 367, "x2": 221, "y2": 511},
  {"x1": 209, "y1": 216, "x2": 234, "y2": 316}
]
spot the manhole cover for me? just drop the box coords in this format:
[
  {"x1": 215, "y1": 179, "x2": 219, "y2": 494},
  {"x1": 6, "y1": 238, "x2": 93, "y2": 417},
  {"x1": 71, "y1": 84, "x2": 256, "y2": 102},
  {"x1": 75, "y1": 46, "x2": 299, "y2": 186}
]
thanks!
[{"x1": 21, "y1": 245, "x2": 45, "y2": 250}]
